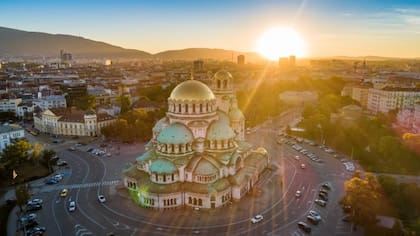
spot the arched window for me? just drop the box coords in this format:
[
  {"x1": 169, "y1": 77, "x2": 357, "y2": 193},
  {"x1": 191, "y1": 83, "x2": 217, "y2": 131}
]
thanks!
[
  {"x1": 189, "y1": 197, "x2": 192, "y2": 204},
  {"x1": 186, "y1": 104, "x2": 189, "y2": 113},
  {"x1": 217, "y1": 80, "x2": 221, "y2": 89},
  {"x1": 192, "y1": 104, "x2": 196, "y2": 113},
  {"x1": 193, "y1": 198, "x2": 197, "y2": 205},
  {"x1": 199, "y1": 104, "x2": 202, "y2": 113},
  {"x1": 198, "y1": 199, "x2": 203, "y2": 206},
  {"x1": 178, "y1": 104, "x2": 181, "y2": 113}
]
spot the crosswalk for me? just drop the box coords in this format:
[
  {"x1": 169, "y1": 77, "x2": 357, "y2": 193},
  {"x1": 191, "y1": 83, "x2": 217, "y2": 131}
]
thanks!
[
  {"x1": 335, "y1": 219, "x2": 353, "y2": 235},
  {"x1": 40, "y1": 180, "x2": 120, "y2": 193}
]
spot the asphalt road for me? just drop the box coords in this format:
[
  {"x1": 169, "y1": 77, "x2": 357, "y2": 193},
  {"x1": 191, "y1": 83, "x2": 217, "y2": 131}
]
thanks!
[{"x1": 20, "y1": 111, "x2": 362, "y2": 236}]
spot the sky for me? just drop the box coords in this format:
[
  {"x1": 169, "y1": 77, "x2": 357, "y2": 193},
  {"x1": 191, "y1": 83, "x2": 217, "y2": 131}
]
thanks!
[{"x1": 0, "y1": 0, "x2": 420, "y2": 58}]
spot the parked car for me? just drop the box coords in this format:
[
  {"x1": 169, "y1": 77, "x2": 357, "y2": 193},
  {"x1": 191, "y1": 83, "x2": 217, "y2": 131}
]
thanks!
[
  {"x1": 297, "y1": 221, "x2": 312, "y2": 233},
  {"x1": 25, "y1": 204, "x2": 42, "y2": 212},
  {"x1": 319, "y1": 189, "x2": 328, "y2": 195},
  {"x1": 308, "y1": 210, "x2": 322, "y2": 221},
  {"x1": 314, "y1": 199, "x2": 327, "y2": 207},
  {"x1": 19, "y1": 213, "x2": 37, "y2": 224},
  {"x1": 26, "y1": 226, "x2": 46, "y2": 236},
  {"x1": 342, "y1": 214, "x2": 351, "y2": 222},
  {"x1": 300, "y1": 163, "x2": 306, "y2": 169},
  {"x1": 98, "y1": 195, "x2": 106, "y2": 203},
  {"x1": 318, "y1": 192, "x2": 328, "y2": 201},
  {"x1": 251, "y1": 214, "x2": 264, "y2": 223},
  {"x1": 45, "y1": 178, "x2": 58, "y2": 185},
  {"x1": 307, "y1": 214, "x2": 320, "y2": 225},
  {"x1": 68, "y1": 146, "x2": 76, "y2": 151},
  {"x1": 53, "y1": 174, "x2": 63, "y2": 181},
  {"x1": 343, "y1": 205, "x2": 352, "y2": 213},
  {"x1": 68, "y1": 201, "x2": 76, "y2": 212},
  {"x1": 57, "y1": 160, "x2": 68, "y2": 166},
  {"x1": 27, "y1": 199, "x2": 43, "y2": 206},
  {"x1": 295, "y1": 190, "x2": 302, "y2": 198},
  {"x1": 321, "y1": 183, "x2": 331, "y2": 190}
]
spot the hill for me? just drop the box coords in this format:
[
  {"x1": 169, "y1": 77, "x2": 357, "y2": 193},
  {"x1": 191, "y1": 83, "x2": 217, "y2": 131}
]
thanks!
[
  {"x1": 0, "y1": 26, "x2": 151, "y2": 58},
  {"x1": 155, "y1": 48, "x2": 264, "y2": 62}
]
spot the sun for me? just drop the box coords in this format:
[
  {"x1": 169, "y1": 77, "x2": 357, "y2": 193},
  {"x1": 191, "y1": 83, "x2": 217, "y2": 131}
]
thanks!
[{"x1": 256, "y1": 27, "x2": 305, "y2": 60}]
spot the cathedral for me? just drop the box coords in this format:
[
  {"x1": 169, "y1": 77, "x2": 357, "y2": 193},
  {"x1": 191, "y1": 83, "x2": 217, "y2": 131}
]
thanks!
[{"x1": 123, "y1": 70, "x2": 270, "y2": 209}]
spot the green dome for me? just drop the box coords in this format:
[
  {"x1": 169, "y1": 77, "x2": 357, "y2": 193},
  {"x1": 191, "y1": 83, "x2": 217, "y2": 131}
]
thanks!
[
  {"x1": 152, "y1": 117, "x2": 169, "y2": 133},
  {"x1": 229, "y1": 107, "x2": 244, "y2": 120},
  {"x1": 169, "y1": 80, "x2": 215, "y2": 101},
  {"x1": 207, "y1": 119, "x2": 235, "y2": 141},
  {"x1": 193, "y1": 158, "x2": 219, "y2": 176},
  {"x1": 157, "y1": 123, "x2": 193, "y2": 144},
  {"x1": 150, "y1": 159, "x2": 177, "y2": 174}
]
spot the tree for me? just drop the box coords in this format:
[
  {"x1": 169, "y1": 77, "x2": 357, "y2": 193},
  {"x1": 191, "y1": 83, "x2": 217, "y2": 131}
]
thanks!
[
  {"x1": 0, "y1": 140, "x2": 32, "y2": 168},
  {"x1": 117, "y1": 95, "x2": 131, "y2": 114},
  {"x1": 41, "y1": 150, "x2": 57, "y2": 173},
  {"x1": 31, "y1": 142, "x2": 44, "y2": 164},
  {"x1": 75, "y1": 94, "x2": 96, "y2": 110},
  {"x1": 15, "y1": 184, "x2": 31, "y2": 211},
  {"x1": 340, "y1": 173, "x2": 381, "y2": 227}
]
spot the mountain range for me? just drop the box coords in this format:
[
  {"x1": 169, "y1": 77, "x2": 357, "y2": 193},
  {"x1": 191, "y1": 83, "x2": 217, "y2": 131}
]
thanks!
[{"x1": 0, "y1": 26, "x2": 263, "y2": 62}]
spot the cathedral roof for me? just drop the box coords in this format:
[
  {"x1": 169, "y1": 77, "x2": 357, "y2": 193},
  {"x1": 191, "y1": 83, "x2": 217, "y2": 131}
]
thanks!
[
  {"x1": 207, "y1": 119, "x2": 235, "y2": 141},
  {"x1": 150, "y1": 159, "x2": 177, "y2": 174},
  {"x1": 152, "y1": 117, "x2": 169, "y2": 133},
  {"x1": 169, "y1": 80, "x2": 215, "y2": 101},
  {"x1": 157, "y1": 123, "x2": 193, "y2": 144}
]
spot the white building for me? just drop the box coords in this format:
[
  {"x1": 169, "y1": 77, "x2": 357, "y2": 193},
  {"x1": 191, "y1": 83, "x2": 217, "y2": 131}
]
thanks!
[
  {"x1": 367, "y1": 87, "x2": 420, "y2": 114},
  {"x1": 123, "y1": 70, "x2": 269, "y2": 210},
  {"x1": 0, "y1": 98, "x2": 22, "y2": 114},
  {"x1": 33, "y1": 95, "x2": 67, "y2": 110},
  {"x1": 396, "y1": 102, "x2": 420, "y2": 134},
  {"x1": 34, "y1": 108, "x2": 116, "y2": 137},
  {"x1": 0, "y1": 125, "x2": 25, "y2": 153}
]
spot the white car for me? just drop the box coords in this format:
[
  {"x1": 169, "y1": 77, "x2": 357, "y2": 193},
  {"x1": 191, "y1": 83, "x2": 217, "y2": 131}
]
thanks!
[
  {"x1": 251, "y1": 214, "x2": 264, "y2": 223},
  {"x1": 27, "y1": 198, "x2": 43, "y2": 205},
  {"x1": 294, "y1": 155, "x2": 300, "y2": 160},
  {"x1": 308, "y1": 210, "x2": 322, "y2": 221},
  {"x1": 295, "y1": 190, "x2": 302, "y2": 198},
  {"x1": 53, "y1": 174, "x2": 63, "y2": 181},
  {"x1": 68, "y1": 201, "x2": 76, "y2": 212},
  {"x1": 300, "y1": 163, "x2": 306, "y2": 169},
  {"x1": 98, "y1": 195, "x2": 106, "y2": 203}
]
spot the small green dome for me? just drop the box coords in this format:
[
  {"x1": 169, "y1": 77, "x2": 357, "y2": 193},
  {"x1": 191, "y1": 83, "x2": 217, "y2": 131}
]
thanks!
[
  {"x1": 157, "y1": 123, "x2": 193, "y2": 144},
  {"x1": 150, "y1": 159, "x2": 177, "y2": 174},
  {"x1": 152, "y1": 117, "x2": 169, "y2": 133},
  {"x1": 136, "y1": 149, "x2": 156, "y2": 163},
  {"x1": 193, "y1": 158, "x2": 219, "y2": 176},
  {"x1": 229, "y1": 107, "x2": 244, "y2": 120},
  {"x1": 207, "y1": 119, "x2": 235, "y2": 141}
]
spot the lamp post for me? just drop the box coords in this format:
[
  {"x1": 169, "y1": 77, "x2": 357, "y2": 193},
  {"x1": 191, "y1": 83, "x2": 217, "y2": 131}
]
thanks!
[{"x1": 317, "y1": 123, "x2": 324, "y2": 145}]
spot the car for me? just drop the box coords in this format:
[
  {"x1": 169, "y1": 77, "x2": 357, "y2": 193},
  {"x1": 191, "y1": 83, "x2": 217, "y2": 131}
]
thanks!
[
  {"x1": 26, "y1": 226, "x2": 46, "y2": 236},
  {"x1": 45, "y1": 178, "x2": 58, "y2": 185},
  {"x1": 25, "y1": 204, "x2": 42, "y2": 212},
  {"x1": 68, "y1": 201, "x2": 76, "y2": 212},
  {"x1": 27, "y1": 199, "x2": 43, "y2": 206},
  {"x1": 321, "y1": 183, "x2": 331, "y2": 190},
  {"x1": 60, "y1": 189, "x2": 68, "y2": 197},
  {"x1": 307, "y1": 215, "x2": 320, "y2": 225},
  {"x1": 314, "y1": 199, "x2": 327, "y2": 207},
  {"x1": 294, "y1": 155, "x2": 300, "y2": 160},
  {"x1": 318, "y1": 192, "x2": 328, "y2": 201},
  {"x1": 53, "y1": 174, "x2": 63, "y2": 181},
  {"x1": 309, "y1": 141, "x2": 316, "y2": 146},
  {"x1": 68, "y1": 146, "x2": 76, "y2": 151},
  {"x1": 87, "y1": 148, "x2": 94, "y2": 153},
  {"x1": 19, "y1": 213, "x2": 37, "y2": 224},
  {"x1": 251, "y1": 214, "x2": 264, "y2": 223},
  {"x1": 21, "y1": 220, "x2": 39, "y2": 231},
  {"x1": 295, "y1": 190, "x2": 302, "y2": 198},
  {"x1": 98, "y1": 195, "x2": 106, "y2": 203},
  {"x1": 343, "y1": 205, "x2": 352, "y2": 213},
  {"x1": 342, "y1": 214, "x2": 351, "y2": 222},
  {"x1": 308, "y1": 210, "x2": 321, "y2": 220},
  {"x1": 300, "y1": 163, "x2": 306, "y2": 169},
  {"x1": 319, "y1": 189, "x2": 328, "y2": 195},
  {"x1": 297, "y1": 221, "x2": 312, "y2": 233},
  {"x1": 106, "y1": 153, "x2": 112, "y2": 157},
  {"x1": 57, "y1": 160, "x2": 68, "y2": 166}
]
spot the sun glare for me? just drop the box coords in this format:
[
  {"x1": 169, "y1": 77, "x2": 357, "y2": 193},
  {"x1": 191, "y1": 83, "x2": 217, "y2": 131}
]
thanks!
[{"x1": 256, "y1": 27, "x2": 305, "y2": 60}]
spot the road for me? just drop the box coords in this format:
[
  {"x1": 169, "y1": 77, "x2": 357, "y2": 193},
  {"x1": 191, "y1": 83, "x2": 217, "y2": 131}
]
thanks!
[{"x1": 13, "y1": 110, "x2": 362, "y2": 236}]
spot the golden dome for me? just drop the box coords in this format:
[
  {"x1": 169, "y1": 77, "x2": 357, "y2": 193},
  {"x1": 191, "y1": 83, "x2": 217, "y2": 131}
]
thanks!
[{"x1": 169, "y1": 80, "x2": 215, "y2": 101}]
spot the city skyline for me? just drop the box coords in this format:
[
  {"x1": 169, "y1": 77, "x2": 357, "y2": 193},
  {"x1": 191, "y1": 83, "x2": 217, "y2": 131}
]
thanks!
[{"x1": 1, "y1": 0, "x2": 420, "y2": 58}]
